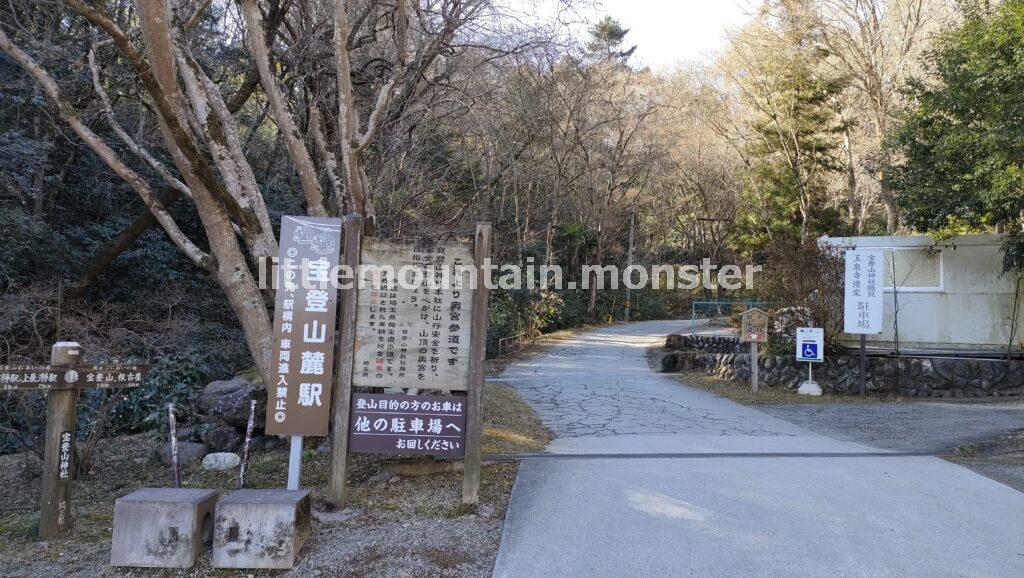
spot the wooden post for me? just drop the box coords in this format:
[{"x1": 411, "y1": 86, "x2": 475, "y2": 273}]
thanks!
[
  {"x1": 168, "y1": 403, "x2": 181, "y2": 488},
  {"x1": 463, "y1": 222, "x2": 492, "y2": 505},
  {"x1": 750, "y1": 341, "x2": 759, "y2": 393},
  {"x1": 238, "y1": 400, "x2": 256, "y2": 489},
  {"x1": 624, "y1": 210, "x2": 634, "y2": 322},
  {"x1": 327, "y1": 214, "x2": 363, "y2": 508},
  {"x1": 38, "y1": 342, "x2": 82, "y2": 540}
]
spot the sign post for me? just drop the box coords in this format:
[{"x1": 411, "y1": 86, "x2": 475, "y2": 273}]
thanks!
[
  {"x1": 327, "y1": 214, "x2": 363, "y2": 508},
  {"x1": 844, "y1": 249, "x2": 884, "y2": 396},
  {"x1": 740, "y1": 308, "x2": 769, "y2": 393},
  {"x1": 1, "y1": 344, "x2": 150, "y2": 539},
  {"x1": 463, "y1": 223, "x2": 492, "y2": 505},
  {"x1": 795, "y1": 327, "x2": 824, "y2": 396},
  {"x1": 264, "y1": 216, "x2": 343, "y2": 491}
]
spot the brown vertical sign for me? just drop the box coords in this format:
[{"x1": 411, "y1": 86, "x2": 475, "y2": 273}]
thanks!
[{"x1": 265, "y1": 216, "x2": 343, "y2": 437}]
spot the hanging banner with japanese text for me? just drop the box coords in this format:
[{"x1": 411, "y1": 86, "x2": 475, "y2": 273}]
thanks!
[
  {"x1": 349, "y1": 392, "x2": 467, "y2": 458},
  {"x1": 266, "y1": 216, "x2": 343, "y2": 436},
  {"x1": 353, "y1": 238, "x2": 475, "y2": 391},
  {"x1": 843, "y1": 249, "x2": 885, "y2": 335}
]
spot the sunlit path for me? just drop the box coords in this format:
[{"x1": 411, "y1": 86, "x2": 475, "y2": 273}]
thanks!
[{"x1": 493, "y1": 321, "x2": 1024, "y2": 577}]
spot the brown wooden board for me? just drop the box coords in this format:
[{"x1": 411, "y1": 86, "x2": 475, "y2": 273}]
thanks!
[
  {"x1": 0, "y1": 364, "x2": 150, "y2": 390},
  {"x1": 740, "y1": 308, "x2": 769, "y2": 343},
  {"x1": 352, "y1": 238, "x2": 474, "y2": 391},
  {"x1": 266, "y1": 216, "x2": 343, "y2": 436},
  {"x1": 348, "y1": 393, "x2": 467, "y2": 458}
]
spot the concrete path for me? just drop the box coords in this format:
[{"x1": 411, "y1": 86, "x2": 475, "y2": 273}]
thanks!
[
  {"x1": 493, "y1": 321, "x2": 1024, "y2": 577},
  {"x1": 759, "y1": 401, "x2": 1024, "y2": 453}
]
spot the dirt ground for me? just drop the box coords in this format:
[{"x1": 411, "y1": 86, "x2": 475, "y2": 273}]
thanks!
[{"x1": 0, "y1": 376, "x2": 551, "y2": 577}]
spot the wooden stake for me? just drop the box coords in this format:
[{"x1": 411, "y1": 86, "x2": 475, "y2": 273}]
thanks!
[
  {"x1": 463, "y1": 222, "x2": 492, "y2": 505},
  {"x1": 38, "y1": 342, "x2": 81, "y2": 540},
  {"x1": 168, "y1": 403, "x2": 180, "y2": 488},
  {"x1": 750, "y1": 341, "x2": 759, "y2": 393},
  {"x1": 327, "y1": 214, "x2": 363, "y2": 508},
  {"x1": 238, "y1": 399, "x2": 256, "y2": 489}
]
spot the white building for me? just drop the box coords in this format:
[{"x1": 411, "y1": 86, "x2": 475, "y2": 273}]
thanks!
[{"x1": 822, "y1": 234, "x2": 1022, "y2": 354}]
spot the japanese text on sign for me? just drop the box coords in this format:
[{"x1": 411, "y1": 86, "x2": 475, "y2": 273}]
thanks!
[
  {"x1": 353, "y1": 239, "x2": 475, "y2": 391},
  {"x1": 266, "y1": 216, "x2": 343, "y2": 436},
  {"x1": 740, "y1": 309, "x2": 769, "y2": 343},
  {"x1": 349, "y1": 393, "x2": 467, "y2": 458},
  {"x1": 0, "y1": 364, "x2": 149, "y2": 390},
  {"x1": 844, "y1": 249, "x2": 884, "y2": 335}
]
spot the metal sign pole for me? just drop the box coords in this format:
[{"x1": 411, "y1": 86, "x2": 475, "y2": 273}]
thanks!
[
  {"x1": 859, "y1": 334, "x2": 867, "y2": 396},
  {"x1": 287, "y1": 435, "x2": 303, "y2": 490}
]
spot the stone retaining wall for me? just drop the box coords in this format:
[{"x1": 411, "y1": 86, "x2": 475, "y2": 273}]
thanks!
[
  {"x1": 676, "y1": 334, "x2": 744, "y2": 354},
  {"x1": 695, "y1": 352, "x2": 1024, "y2": 398}
]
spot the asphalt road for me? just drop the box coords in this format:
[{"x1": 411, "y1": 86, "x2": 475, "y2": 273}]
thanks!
[{"x1": 492, "y1": 320, "x2": 1024, "y2": 577}]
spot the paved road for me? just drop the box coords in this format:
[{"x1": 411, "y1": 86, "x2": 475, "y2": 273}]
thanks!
[
  {"x1": 759, "y1": 402, "x2": 1024, "y2": 453},
  {"x1": 493, "y1": 321, "x2": 1024, "y2": 577}
]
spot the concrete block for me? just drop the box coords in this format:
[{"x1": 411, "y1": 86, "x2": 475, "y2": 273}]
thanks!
[
  {"x1": 111, "y1": 488, "x2": 220, "y2": 568},
  {"x1": 212, "y1": 489, "x2": 312, "y2": 569}
]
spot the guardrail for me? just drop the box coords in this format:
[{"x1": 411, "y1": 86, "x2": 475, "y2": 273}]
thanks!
[{"x1": 498, "y1": 332, "x2": 535, "y2": 357}]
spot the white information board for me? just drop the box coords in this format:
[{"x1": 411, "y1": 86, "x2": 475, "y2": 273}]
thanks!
[
  {"x1": 352, "y1": 238, "x2": 475, "y2": 391},
  {"x1": 795, "y1": 327, "x2": 824, "y2": 363},
  {"x1": 844, "y1": 249, "x2": 884, "y2": 335}
]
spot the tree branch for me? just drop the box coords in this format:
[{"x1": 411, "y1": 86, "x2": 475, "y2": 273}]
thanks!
[{"x1": 0, "y1": 26, "x2": 215, "y2": 272}]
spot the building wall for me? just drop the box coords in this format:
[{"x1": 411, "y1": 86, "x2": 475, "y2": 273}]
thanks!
[{"x1": 822, "y1": 234, "x2": 1020, "y2": 353}]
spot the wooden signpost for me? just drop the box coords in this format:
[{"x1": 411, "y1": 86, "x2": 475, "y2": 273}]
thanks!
[
  {"x1": 327, "y1": 219, "x2": 492, "y2": 508},
  {"x1": 740, "y1": 308, "x2": 769, "y2": 393},
  {"x1": 0, "y1": 342, "x2": 150, "y2": 539}
]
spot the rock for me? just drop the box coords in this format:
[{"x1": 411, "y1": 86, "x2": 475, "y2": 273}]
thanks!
[
  {"x1": 202, "y1": 452, "x2": 241, "y2": 471},
  {"x1": 665, "y1": 334, "x2": 685, "y2": 350},
  {"x1": 660, "y1": 352, "x2": 680, "y2": 373},
  {"x1": 198, "y1": 377, "x2": 263, "y2": 428},
  {"x1": 676, "y1": 352, "x2": 697, "y2": 371},
  {"x1": 159, "y1": 441, "x2": 208, "y2": 466},
  {"x1": 201, "y1": 420, "x2": 242, "y2": 453}
]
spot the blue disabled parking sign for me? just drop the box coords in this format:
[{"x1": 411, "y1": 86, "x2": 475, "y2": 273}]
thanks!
[{"x1": 796, "y1": 328, "x2": 824, "y2": 363}]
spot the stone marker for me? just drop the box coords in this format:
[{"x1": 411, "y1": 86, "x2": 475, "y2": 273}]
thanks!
[
  {"x1": 111, "y1": 488, "x2": 219, "y2": 568},
  {"x1": 212, "y1": 489, "x2": 312, "y2": 569}
]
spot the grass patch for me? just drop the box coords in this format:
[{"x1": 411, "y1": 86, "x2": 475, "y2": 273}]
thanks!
[{"x1": 0, "y1": 380, "x2": 550, "y2": 576}]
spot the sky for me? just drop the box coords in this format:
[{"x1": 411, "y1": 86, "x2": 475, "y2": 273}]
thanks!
[{"x1": 593, "y1": 0, "x2": 753, "y2": 71}]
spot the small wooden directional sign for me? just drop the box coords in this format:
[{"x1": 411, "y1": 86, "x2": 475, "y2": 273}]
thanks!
[
  {"x1": 0, "y1": 343, "x2": 151, "y2": 539},
  {"x1": 740, "y1": 308, "x2": 769, "y2": 343},
  {"x1": 0, "y1": 364, "x2": 149, "y2": 390}
]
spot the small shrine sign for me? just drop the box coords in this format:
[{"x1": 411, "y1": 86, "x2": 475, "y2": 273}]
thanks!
[{"x1": 740, "y1": 308, "x2": 769, "y2": 343}]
